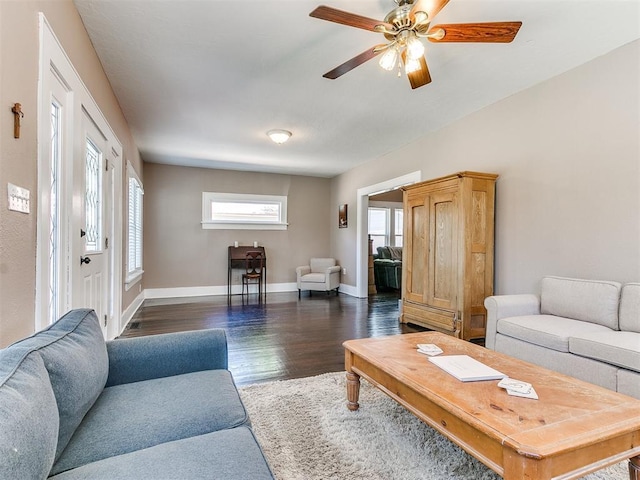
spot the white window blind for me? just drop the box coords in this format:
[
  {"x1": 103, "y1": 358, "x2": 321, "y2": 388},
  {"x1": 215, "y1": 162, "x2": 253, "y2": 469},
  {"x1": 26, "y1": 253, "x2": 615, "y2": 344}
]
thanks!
[{"x1": 126, "y1": 168, "x2": 143, "y2": 285}]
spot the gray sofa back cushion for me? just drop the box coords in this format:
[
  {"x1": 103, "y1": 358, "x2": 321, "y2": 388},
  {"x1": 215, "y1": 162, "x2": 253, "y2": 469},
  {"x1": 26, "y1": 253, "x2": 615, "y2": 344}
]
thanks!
[
  {"x1": 620, "y1": 283, "x2": 640, "y2": 333},
  {"x1": 377, "y1": 246, "x2": 402, "y2": 261},
  {"x1": 19, "y1": 309, "x2": 109, "y2": 461},
  {"x1": 540, "y1": 276, "x2": 622, "y2": 330},
  {"x1": 0, "y1": 348, "x2": 59, "y2": 478}
]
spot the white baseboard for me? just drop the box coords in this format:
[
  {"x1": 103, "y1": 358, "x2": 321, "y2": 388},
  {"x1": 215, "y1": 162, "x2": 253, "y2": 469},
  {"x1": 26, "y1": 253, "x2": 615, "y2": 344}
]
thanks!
[
  {"x1": 143, "y1": 283, "x2": 361, "y2": 300},
  {"x1": 144, "y1": 282, "x2": 299, "y2": 300},
  {"x1": 119, "y1": 291, "x2": 144, "y2": 335},
  {"x1": 339, "y1": 283, "x2": 360, "y2": 298}
]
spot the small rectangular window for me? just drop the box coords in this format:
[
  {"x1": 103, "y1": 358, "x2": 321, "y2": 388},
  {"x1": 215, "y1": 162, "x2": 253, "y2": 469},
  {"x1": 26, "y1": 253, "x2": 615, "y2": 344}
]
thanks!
[
  {"x1": 126, "y1": 164, "x2": 143, "y2": 287},
  {"x1": 202, "y1": 192, "x2": 288, "y2": 230}
]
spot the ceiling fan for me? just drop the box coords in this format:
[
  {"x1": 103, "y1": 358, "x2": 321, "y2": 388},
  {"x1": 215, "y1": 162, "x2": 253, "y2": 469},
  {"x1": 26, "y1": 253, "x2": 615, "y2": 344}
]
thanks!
[{"x1": 309, "y1": 0, "x2": 522, "y2": 89}]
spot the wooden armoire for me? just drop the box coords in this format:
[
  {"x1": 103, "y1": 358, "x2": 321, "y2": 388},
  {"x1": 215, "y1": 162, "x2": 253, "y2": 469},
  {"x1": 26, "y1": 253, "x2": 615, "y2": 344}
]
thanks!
[{"x1": 400, "y1": 172, "x2": 498, "y2": 341}]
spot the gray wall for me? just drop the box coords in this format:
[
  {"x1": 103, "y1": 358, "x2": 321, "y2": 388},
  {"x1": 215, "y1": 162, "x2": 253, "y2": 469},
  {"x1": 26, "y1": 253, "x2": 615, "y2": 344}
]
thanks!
[
  {"x1": 331, "y1": 40, "x2": 640, "y2": 294},
  {"x1": 143, "y1": 163, "x2": 332, "y2": 289}
]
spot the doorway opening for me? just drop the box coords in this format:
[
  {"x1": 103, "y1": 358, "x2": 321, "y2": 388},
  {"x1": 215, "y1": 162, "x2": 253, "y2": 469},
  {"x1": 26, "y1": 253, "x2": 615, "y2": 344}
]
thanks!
[
  {"x1": 368, "y1": 189, "x2": 404, "y2": 297},
  {"x1": 355, "y1": 171, "x2": 421, "y2": 298}
]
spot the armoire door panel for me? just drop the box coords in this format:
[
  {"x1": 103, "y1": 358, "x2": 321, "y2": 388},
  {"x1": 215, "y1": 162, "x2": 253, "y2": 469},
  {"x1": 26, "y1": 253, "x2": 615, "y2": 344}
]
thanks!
[
  {"x1": 428, "y1": 192, "x2": 457, "y2": 311},
  {"x1": 471, "y1": 190, "x2": 487, "y2": 247},
  {"x1": 405, "y1": 198, "x2": 428, "y2": 303},
  {"x1": 471, "y1": 253, "x2": 486, "y2": 307}
]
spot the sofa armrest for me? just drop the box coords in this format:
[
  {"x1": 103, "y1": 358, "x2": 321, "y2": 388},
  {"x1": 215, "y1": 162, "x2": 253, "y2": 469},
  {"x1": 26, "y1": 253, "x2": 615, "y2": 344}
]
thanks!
[
  {"x1": 326, "y1": 265, "x2": 341, "y2": 274},
  {"x1": 105, "y1": 328, "x2": 228, "y2": 387},
  {"x1": 484, "y1": 294, "x2": 540, "y2": 350}
]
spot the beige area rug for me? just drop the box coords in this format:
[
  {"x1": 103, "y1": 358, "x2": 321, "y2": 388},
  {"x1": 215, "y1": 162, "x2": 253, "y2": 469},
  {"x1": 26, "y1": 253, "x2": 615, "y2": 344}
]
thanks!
[{"x1": 238, "y1": 372, "x2": 628, "y2": 480}]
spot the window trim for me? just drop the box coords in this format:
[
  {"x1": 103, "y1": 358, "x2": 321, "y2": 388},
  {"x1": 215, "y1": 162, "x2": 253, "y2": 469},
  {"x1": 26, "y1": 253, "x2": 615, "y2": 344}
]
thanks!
[
  {"x1": 201, "y1": 192, "x2": 288, "y2": 230},
  {"x1": 125, "y1": 163, "x2": 144, "y2": 288}
]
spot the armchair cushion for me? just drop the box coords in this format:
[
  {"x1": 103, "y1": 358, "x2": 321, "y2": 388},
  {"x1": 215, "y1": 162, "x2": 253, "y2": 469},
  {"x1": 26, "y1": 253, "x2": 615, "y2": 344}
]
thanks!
[{"x1": 309, "y1": 258, "x2": 337, "y2": 272}]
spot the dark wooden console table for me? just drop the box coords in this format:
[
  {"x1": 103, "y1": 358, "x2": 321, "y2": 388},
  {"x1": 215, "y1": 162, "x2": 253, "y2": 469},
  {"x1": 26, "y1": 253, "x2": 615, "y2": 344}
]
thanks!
[{"x1": 227, "y1": 246, "x2": 267, "y2": 301}]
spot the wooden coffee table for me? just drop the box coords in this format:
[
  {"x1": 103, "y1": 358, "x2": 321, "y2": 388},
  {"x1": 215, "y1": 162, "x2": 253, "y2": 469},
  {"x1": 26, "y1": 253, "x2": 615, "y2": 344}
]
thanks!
[{"x1": 344, "y1": 332, "x2": 640, "y2": 480}]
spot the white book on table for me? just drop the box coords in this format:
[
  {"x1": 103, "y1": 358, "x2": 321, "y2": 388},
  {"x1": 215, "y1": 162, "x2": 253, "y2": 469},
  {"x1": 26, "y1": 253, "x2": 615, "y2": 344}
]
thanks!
[{"x1": 428, "y1": 355, "x2": 506, "y2": 382}]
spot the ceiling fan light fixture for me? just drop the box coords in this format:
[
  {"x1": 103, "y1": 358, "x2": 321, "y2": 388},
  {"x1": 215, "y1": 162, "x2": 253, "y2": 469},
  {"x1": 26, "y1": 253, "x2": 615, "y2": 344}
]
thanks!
[
  {"x1": 378, "y1": 47, "x2": 398, "y2": 71},
  {"x1": 266, "y1": 129, "x2": 292, "y2": 144},
  {"x1": 406, "y1": 33, "x2": 425, "y2": 60}
]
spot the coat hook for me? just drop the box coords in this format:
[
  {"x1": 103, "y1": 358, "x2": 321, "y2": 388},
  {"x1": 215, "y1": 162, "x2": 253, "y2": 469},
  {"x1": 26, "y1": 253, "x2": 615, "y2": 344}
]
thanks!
[{"x1": 11, "y1": 103, "x2": 24, "y2": 139}]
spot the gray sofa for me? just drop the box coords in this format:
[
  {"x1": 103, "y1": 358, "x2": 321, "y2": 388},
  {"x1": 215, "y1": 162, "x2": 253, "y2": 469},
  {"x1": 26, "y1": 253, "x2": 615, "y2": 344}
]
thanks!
[
  {"x1": 0, "y1": 309, "x2": 274, "y2": 479},
  {"x1": 485, "y1": 276, "x2": 640, "y2": 399}
]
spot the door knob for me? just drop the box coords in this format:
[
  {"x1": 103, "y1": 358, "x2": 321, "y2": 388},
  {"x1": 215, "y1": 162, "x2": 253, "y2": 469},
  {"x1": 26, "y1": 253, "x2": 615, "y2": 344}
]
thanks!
[{"x1": 80, "y1": 256, "x2": 91, "y2": 265}]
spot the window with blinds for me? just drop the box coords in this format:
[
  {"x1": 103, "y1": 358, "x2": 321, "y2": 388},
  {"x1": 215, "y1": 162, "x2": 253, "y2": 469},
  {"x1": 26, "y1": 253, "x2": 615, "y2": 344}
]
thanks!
[{"x1": 126, "y1": 166, "x2": 143, "y2": 286}]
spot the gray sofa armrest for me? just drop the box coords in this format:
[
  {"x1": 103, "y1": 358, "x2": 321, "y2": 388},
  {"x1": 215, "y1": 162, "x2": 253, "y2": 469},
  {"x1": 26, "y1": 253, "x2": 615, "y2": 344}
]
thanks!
[
  {"x1": 484, "y1": 294, "x2": 540, "y2": 350},
  {"x1": 106, "y1": 328, "x2": 228, "y2": 387}
]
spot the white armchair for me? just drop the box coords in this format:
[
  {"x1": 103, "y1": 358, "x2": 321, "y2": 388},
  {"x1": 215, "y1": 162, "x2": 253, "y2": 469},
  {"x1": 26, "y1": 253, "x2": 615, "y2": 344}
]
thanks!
[{"x1": 296, "y1": 258, "x2": 341, "y2": 298}]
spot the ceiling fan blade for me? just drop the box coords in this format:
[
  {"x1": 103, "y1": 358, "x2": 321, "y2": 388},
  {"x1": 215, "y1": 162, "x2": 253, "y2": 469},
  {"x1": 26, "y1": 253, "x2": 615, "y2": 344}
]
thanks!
[
  {"x1": 427, "y1": 22, "x2": 522, "y2": 43},
  {"x1": 310, "y1": 5, "x2": 394, "y2": 32},
  {"x1": 322, "y1": 46, "x2": 385, "y2": 80},
  {"x1": 402, "y1": 51, "x2": 432, "y2": 90},
  {"x1": 410, "y1": 0, "x2": 450, "y2": 22}
]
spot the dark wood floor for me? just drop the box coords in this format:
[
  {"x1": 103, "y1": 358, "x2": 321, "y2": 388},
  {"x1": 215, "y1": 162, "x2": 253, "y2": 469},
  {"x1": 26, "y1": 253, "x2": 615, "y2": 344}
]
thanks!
[{"x1": 121, "y1": 291, "x2": 425, "y2": 385}]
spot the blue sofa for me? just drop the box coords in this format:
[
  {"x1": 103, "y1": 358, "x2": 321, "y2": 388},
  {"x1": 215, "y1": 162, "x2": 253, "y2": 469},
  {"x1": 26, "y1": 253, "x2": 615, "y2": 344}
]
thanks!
[{"x1": 0, "y1": 309, "x2": 274, "y2": 479}]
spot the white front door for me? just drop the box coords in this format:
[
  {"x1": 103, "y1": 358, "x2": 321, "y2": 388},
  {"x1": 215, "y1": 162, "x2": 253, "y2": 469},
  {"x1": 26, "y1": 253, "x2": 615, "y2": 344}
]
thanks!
[
  {"x1": 72, "y1": 112, "x2": 111, "y2": 337},
  {"x1": 37, "y1": 16, "x2": 123, "y2": 338}
]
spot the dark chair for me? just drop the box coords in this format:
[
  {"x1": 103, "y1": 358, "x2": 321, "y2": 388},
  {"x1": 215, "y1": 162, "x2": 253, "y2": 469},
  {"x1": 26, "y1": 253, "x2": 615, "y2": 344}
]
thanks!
[{"x1": 242, "y1": 251, "x2": 264, "y2": 300}]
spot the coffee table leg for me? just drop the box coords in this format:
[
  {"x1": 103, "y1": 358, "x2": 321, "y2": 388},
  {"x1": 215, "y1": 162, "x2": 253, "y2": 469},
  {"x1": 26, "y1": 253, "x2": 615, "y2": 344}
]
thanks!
[
  {"x1": 346, "y1": 371, "x2": 361, "y2": 411},
  {"x1": 630, "y1": 455, "x2": 640, "y2": 480}
]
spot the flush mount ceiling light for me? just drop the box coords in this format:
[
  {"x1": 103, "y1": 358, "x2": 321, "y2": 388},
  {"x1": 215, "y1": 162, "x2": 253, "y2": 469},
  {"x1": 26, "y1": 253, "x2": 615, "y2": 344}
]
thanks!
[{"x1": 266, "y1": 129, "x2": 292, "y2": 144}]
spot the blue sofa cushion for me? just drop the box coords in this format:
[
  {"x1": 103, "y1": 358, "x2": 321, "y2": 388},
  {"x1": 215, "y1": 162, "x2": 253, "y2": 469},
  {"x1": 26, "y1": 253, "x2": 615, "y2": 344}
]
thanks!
[
  {"x1": 49, "y1": 426, "x2": 274, "y2": 480},
  {"x1": 105, "y1": 329, "x2": 228, "y2": 386},
  {"x1": 51, "y1": 369, "x2": 250, "y2": 475},
  {"x1": 17, "y1": 309, "x2": 108, "y2": 461},
  {"x1": 0, "y1": 348, "x2": 59, "y2": 479}
]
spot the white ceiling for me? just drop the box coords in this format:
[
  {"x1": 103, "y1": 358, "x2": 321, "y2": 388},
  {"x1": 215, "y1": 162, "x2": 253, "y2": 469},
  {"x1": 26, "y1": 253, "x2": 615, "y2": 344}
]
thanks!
[{"x1": 73, "y1": 0, "x2": 640, "y2": 178}]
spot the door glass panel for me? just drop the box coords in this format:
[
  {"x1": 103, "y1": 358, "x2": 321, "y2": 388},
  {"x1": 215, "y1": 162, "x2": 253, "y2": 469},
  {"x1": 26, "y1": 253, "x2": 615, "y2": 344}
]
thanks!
[
  {"x1": 48, "y1": 101, "x2": 61, "y2": 324},
  {"x1": 84, "y1": 138, "x2": 102, "y2": 252}
]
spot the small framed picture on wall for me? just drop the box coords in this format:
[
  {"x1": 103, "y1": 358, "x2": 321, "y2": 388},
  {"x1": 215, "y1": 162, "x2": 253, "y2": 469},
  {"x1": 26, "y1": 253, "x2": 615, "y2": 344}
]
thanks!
[{"x1": 339, "y1": 204, "x2": 348, "y2": 228}]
